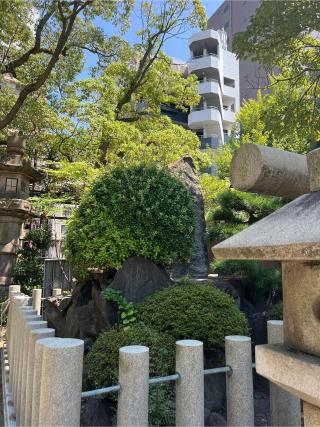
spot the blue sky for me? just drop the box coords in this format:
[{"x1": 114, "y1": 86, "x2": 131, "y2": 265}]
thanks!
[{"x1": 82, "y1": 1, "x2": 223, "y2": 76}]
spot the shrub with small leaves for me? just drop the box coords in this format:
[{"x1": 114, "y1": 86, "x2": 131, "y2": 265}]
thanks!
[
  {"x1": 139, "y1": 282, "x2": 249, "y2": 349},
  {"x1": 267, "y1": 302, "x2": 283, "y2": 320},
  {"x1": 13, "y1": 223, "x2": 52, "y2": 295},
  {"x1": 85, "y1": 322, "x2": 176, "y2": 426},
  {"x1": 64, "y1": 165, "x2": 196, "y2": 277},
  {"x1": 103, "y1": 288, "x2": 138, "y2": 330}
]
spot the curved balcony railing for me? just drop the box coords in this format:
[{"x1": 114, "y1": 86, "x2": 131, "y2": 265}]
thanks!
[
  {"x1": 198, "y1": 78, "x2": 220, "y2": 84},
  {"x1": 191, "y1": 105, "x2": 219, "y2": 112},
  {"x1": 191, "y1": 52, "x2": 218, "y2": 60}
]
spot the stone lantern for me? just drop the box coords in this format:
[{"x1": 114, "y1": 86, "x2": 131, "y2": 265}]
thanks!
[
  {"x1": 0, "y1": 134, "x2": 43, "y2": 295},
  {"x1": 212, "y1": 143, "x2": 320, "y2": 425}
]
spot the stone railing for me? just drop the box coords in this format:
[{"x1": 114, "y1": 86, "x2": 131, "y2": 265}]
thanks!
[{"x1": 3, "y1": 286, "x2": 301, "y2": 427}]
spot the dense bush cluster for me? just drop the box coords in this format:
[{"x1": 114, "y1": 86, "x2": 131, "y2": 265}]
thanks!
[
  {"x1": 85, "y1": 322, "x2": 176, "y2": 426},
  {"x1": 211, "y1": 259, "x2": 281, "y2": 304},
  {"x1": 267, "y1": 302, "x2": 283, "y2": 320},
  {"x1": 139, "y1": 282, "x2": 249, "y2": 349},
  {"x1": 13, "y1": 223, "x2": 52, "y2": 295},
  {"x1": 206, "y1": 190, "x2": 284, "y2": 245},
  {"x1": 65, "y1": 165, "x2": 195, "y2": 277}
]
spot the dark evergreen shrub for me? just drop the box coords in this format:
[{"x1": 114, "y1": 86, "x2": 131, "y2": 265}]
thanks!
[
  {"x1": 267, "y1": 302, "x2": 283, "y2": 320},
  {"x1": 13, "y1": 223, "x2": 52, "y2": 295},
  {"x1": 139, "y1": 282, "x2": 249, "y2": 349},
  {"x1": 65, "y1": 165, "x2": 195, "y2": 277},
  {"x1": 85, "y1": 322, "x2": 175, "y2": 426}
]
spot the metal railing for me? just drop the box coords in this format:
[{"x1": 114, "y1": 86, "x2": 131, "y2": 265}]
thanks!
[
  {"x1": 81, "y1": 367, "x2": 233, "y2": 399},
  {"x1": 198, "y1": 77, "x2": 220, "y2": 84},
  {"x1": 191, "y1": 53, "x2": 218, "y2": 59},
  {"x1": 191, "y1": 105, "x2": 219, "y2": 112}
]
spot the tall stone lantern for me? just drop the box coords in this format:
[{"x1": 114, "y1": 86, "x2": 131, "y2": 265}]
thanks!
[
  {"x1": 0, "y1": 134, "x2": 43, "y2": 294},
  {"x1": 213, "y1": 143, "x2": 320, "y2": 426}
]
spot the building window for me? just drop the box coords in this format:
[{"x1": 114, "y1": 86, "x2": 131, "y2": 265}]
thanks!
[
  {"x1": 224, "y1": 22, "x2": 229, "y2": 30},
  {"x1": 224, "y1": 4, "x2": 229, "y2": 13},
  {"x1": 5, "y1": 177, "x2": 18, "y2": 193}
]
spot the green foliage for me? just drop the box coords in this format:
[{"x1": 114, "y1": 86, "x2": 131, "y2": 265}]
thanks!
[
  {"x1": 139, "y1": 282, "x2": 249, "y2": 349},
  {"x1": 206, "y1": 189, "x2": 284, "y2": 245},
  {"x1": 103, "y1": 288, "x2": 138, "y2": 330},
  {"x1": 13, "y1": 223, "x2": 52, "y2": 295},
  {"x1": 232, "y1": 0, "x2": 320, "y2": 147},
  {"x1": 65, "y1": 165, "x2": 196, "y2": 276},
  {"x1": 206, "y1": 223, "x2": 248, "y2": 244},
  {"x1": 267, "y1": 303, "x2": 283, "y2": 321},
  {"x1": 233, "y1": 0, "x2": 320, "y2": 69},
  {"x1": 211, "y1": 260, "x2": 281, "y2": 304},
  {"x1": 85, "y1": 322, "x2": 176, "y2": 426},
  {"x1": 199, "y1": 174, "x2": 230, "y2": 213}
]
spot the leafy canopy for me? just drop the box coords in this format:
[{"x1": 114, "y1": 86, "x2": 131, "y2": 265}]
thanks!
[
  {"x1": 64, "y1": 165, "x2": 196, "y2": 276},
  {"x1": 233, "y1": 0, "x2": 320, "y2": 137}
]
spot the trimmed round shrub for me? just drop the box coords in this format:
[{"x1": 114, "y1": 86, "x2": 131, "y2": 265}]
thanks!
[
  {"x1": 139, "y1": 282, "x2": 249, "y2": 349},
  {"x1": 267, "y1": 302, "x2": 283, "y2": 320},
  {"x1": 85, "y1": 323, "x2": 175, "y2": 426},
  {"x1": 65, "y1": 165, "x2": 195, "y2": 277}
]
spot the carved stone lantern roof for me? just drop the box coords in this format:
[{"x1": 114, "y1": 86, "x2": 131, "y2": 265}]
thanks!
[
  {"x1": 213, "y1": 192, "x2": 320, "y2": 261},
  {"x1": 212, "y1": 143, "x2": 320, "y2": 424},
  {"x1": 0, "y1": 134, "x2": 43, "y2": 183},
  {"x1": 213, "y1": 144, "x2": 320, "y2": 262}
]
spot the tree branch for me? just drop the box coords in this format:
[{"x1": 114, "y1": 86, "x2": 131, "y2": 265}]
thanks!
[{"x1": 0, "y1": 0, "x2": 93, "y2": 131}]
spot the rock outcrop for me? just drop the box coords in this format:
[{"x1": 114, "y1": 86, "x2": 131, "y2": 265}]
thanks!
[
  {"x1": 168, "y1": 156, "x2": 208, "y2": 279},
  {"x1": 111, "y1": 256, "x2": 171, "y2": 303}
]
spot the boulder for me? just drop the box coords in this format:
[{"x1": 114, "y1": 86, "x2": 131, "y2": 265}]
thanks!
[
  {"x1": 81, "y1": 398, "x2": 116, "y2": 427},
  {"x1": 43, "y1": 300, "x2": 66, "y2": 337},
  {"x1": 64, "y1": 302, "x2": 98, "y2": 339},
  {"x1": 204, "y1": 373, "x2": 226, "y2": 413},
  {"x1": 168, "y1": 156, "x2": 208, "y2": 279},
  {"x1": 91, "y1": 284, "x2": 117, "y2": 330},
  {"x1": 205, "y1": 410, "x2": 227, "y2": 427},
  {"x1": 110, "y1": 256, "x2": 171, "y2": 303}
]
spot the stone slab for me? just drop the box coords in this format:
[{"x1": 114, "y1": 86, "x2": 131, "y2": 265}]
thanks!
[
  {"x1": 256, "y1": 343, "x2": 320, "y2": 407},
  {"x1": 283, "y1": 261, "x2": 320, "y2": 357},
  {"x1": 213, "y1": 192, "x2": 320, "y2": 261}
]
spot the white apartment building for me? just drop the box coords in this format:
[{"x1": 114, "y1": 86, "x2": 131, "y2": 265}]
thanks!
[{"x1": 187, "y1": 29, "x2": 239, "y2": 163}]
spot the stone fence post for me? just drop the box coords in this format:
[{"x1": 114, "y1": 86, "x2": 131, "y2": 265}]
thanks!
[
  {"x1": 117, "y1": 345, "x2": 149, "y2": 427},
  {"x1": 176, "y1": 339, "x2": 204, "y2": 426},
  {"x1": 225, "y1": 335, "x2": 254, "y2": 427},
  {"x1": 32, "y1": 288, "x2": 42, "y2": 315},
  {"x1": 33, "y1": 337, "x2": 84, "y2": 427},
  {"x1": 267, "y1": 320, "x2": 301, "y2": 426}
]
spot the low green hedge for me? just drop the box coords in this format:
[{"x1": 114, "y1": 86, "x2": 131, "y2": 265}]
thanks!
[
  {"x1": 139, "y1": 282, "x2": 249, "y2": 349},
  {"x1": 85, "y1": 322, "x2": 175, "y2": 426},
  {"x1": 267, "y1": 302, "x2": 283, "y2": 320}
]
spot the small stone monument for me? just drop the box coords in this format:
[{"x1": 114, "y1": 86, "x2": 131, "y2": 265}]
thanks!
[
  {"x1": 0, "y1": 134, "x2": 42, "y2": 293},
  {"x1": 213, "y1": 143, "x2": 320, "y2": 425}
]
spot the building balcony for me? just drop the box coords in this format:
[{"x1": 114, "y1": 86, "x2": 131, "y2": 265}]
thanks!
[
  {"x1": 188, "y1": 106, "x2": 222, "y2": 130},
  {"x1": 223, "y1": 107, "x2": 236, "y2": 123},
  {"x1": 223, "y1": 84, "x2": 237, "y2": 99},
  {"x1": 199, "y1": 136, "x2": 220, "y2": 150},
  {"x1": 198, "y1": 79, "x2": 220, "y2": 96},
  {"x1": 188, "y1": 54, "x2": 220, "y2": 74}
]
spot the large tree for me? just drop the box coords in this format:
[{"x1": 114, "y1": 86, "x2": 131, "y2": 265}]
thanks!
[
  {"x1": 0, "y1": 0, "x2": 135, "y2": 131},
  {"x1": 233, "y1": 0, "x2": 320, "y2": 119}
]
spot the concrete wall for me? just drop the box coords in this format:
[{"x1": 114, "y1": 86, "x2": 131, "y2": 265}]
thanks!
[{"x1": 207, "y1": 0, "x2": 269, "y2": 103}]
